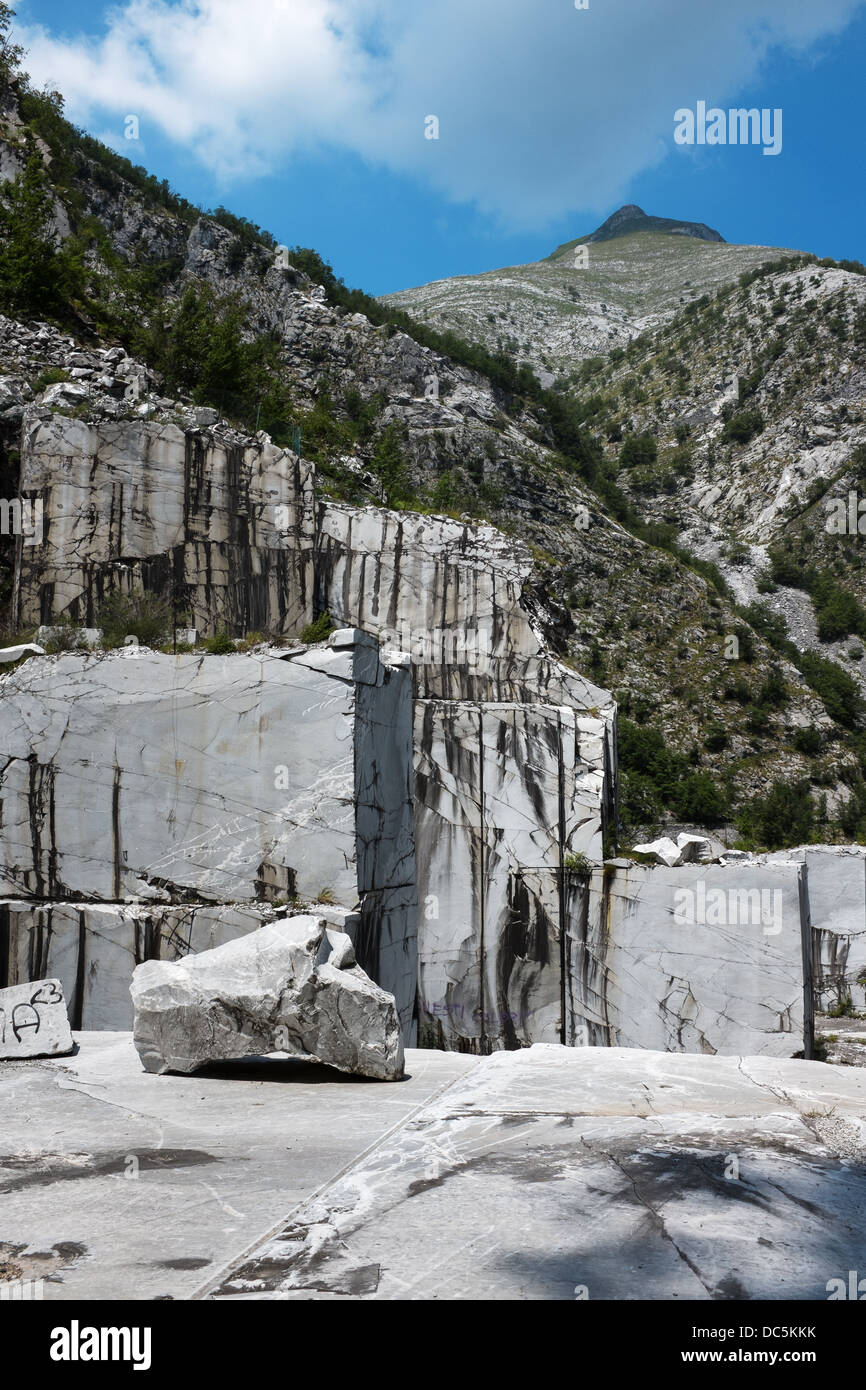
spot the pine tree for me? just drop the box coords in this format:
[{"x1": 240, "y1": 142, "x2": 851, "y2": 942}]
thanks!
[
  {"x1": 0, "y1": 153, "x2": 67, "y2": 317},
  {"x1": 372, "y1": 424, "x2": 412, "y2": 507}
]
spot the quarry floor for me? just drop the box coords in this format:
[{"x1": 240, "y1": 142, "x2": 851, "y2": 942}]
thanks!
[{"x1": 2, "y1": 1036, "x2": 866, "y2": 1302}]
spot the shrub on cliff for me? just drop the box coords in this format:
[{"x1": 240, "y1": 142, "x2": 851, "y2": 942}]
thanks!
[
  {"x1": 737, "y1": 779, "x2": 815, "y2": 850},
  {"x1": 96, "y1": 593, "x2": 171, "y2": 650}
]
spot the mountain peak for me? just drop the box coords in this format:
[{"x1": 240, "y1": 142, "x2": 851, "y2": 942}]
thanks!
[{"x1": 555, "y1": 205, "x2": 726, "y2": 254}]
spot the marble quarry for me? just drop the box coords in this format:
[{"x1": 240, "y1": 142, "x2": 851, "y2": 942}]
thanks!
[{"x1": 0, "y1": 408, "x2": 858, "y2": 1063}]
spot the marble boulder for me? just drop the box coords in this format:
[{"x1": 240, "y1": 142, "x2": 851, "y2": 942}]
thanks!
[{"x1": 130, "y1": 916, "x2": 405, "y2": 1081}]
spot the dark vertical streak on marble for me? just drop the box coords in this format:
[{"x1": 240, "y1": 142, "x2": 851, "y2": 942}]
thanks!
[
  {"x1": 112, "y1": 762, "x2": 122, "y2": 900},
  {"x1": 557, "y1": 712, "x2": 567, "y2": 1046},
  {"x1": 26, "y1": 906, "x2": 51, "y2": 980},
  {"x1": 799, "y1": 864, "x2": 814, "y2": 1061},
  {"x1": 0, "y1": 903, "x2": 9, "y2": 989},
  {"x1": 71, "y1": 909, "x2": 87, "y2": 1031},
  {"x1": 478, "y1": 706, "x2": 487, "y2": 1055}
]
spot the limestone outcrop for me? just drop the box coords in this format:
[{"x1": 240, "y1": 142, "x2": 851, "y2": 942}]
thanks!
[{"x1": 130, "y1": 917, "x2": 404, "y2": 1081}]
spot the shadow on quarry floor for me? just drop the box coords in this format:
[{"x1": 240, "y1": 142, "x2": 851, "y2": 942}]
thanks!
[
  {"x1": 193, "y1": 1056, "x2": 399, "y2": 1085},
  {"x1": 203, "y1": 1050, "x2": 866, "y2": 1302},
  {"x1": 5, "y1": 1037, "x2": 866, "y2": 1300}
]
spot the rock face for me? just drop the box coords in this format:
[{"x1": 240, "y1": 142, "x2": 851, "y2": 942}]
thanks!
[
  {"x1": 4, "y1": 413, "x2": 616, "y2": 1054},
  {"x1": 568, "y1": 861, "x2": 812, "y2": 1057},
  {"x1": 0, "y1": 401, "x2": 852, "y2": 1064},
  {"x1": 0, "y1": 977, "x2": 73, "y2": 1059},
  {"x1": 13, "y1": 412, "x2": 315, "y2": 636},
  {"x1": 0, "y1": 635, "x2": 418, "y2": 1040},
  {"x1": 130, "y1": 917, "x2": 404, "y2": 1081}
]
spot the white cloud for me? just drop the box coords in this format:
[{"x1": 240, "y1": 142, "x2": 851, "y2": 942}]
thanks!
[{"x1": 14, "y1": 0, "x2": 865, "y2": 227}]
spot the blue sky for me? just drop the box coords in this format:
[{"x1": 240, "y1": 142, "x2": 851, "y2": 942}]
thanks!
[{"x1": 10, "y1": 0, "x2": 866, "y2": 295}]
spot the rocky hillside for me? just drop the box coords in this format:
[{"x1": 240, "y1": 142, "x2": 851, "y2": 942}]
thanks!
[
  {"x1": 1, "y1": 49, "x2": 866, "y2": 852},
  {"x1": 381, "y1": 208, "x2": 801, "y2": 384},
  {"x1": 574, "y1": 255, "x2": 866, "y2": 815}
]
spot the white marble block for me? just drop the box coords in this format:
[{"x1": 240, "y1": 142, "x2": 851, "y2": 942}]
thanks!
[
  {"x1": 0, "y1": 977, "x2": 73, "y2": 1059},
  {"x1": 415, "y1": 701, "x2": 606, "y2": 1052},
  {"x1": 788, "y1": 848, "x2": 866, "y2": 1014},
  {"x1": 566, "y1": 861, "x2": 811, "y2": 1057}
]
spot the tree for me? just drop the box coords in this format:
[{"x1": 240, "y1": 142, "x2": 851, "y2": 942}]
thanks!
[
  {"x1": 372, "y1": 424, "x2": 412, "y2": 507},
  {"x1": 0, "y1": 4, "x2": 24, "y2": 99},
  {"x1": 721, "y1": 409, "x2": 764, "y2": 445},
  {"x1": 0, "y1": 153, "x2": 81, "y2": 319},
  {"x1": 619, "y1": 433, "x2": 657, "y2": 469},
  {"x1": 738, "y1": 779, "x2": 814, "y2": 850},
  {"x1": 673, "y1": 772, "x2": 728, "y2": 826},
  {"x1": 141, "y1": 285, "x2": 254, "y2": 410}
]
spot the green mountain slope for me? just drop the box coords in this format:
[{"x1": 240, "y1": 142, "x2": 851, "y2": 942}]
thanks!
[{"x1": 2, "y1": 36, "x2": 866, "y2": 852}]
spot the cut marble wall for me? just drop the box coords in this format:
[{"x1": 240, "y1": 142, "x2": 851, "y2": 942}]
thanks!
[
  {"x1": 565, "y1": 861, "x2": 812, "y2": 1058},
  {"x1": 764, "y1": 846, "x2": 866, "y2": 1013},
  {"x1": 0, "y1": 637, "x2": 417, "y2": 1038},
  {"x1": 314, "y1": 503, "x2": 614, "y2": 1049},
  {"x1": 13, "y1": 413, "x2": 316, "y2": 636},
  {"x1": 315, "y1": 501, "x2": 616, "y2": 811},
  {"x1": 414, "y1": 702, "x2": 604, "y2": 1052}
]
